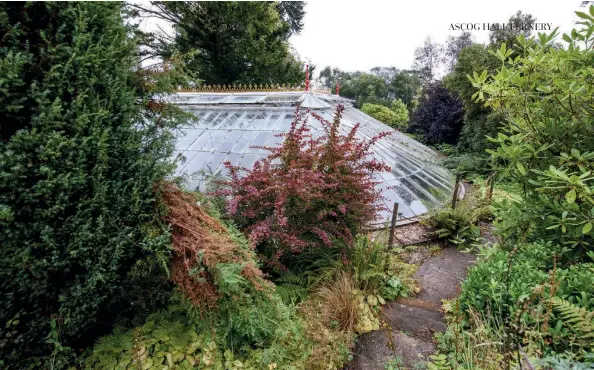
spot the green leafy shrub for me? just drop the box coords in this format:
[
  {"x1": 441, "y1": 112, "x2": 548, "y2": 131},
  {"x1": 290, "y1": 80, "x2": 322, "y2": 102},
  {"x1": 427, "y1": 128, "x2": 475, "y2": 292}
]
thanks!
[
  {"x1": 273, "y1": 235, "x2": 410, "y2": 305},
  {"x1": 458, "y1": 242, "x2": 594, "y2": 359},
  {"x1": 0, "y1": 2, "x2": 189, "y2": 364},
  {"x1": 469, "y1": 11, "x2": 594, "y2": 252},
  {"x1": 84, "y1": 305, "x2": 309, "y2": 370},
  {"x1": 442, "y1": 153, "x2": 492, "y2": 178},
  {"x1": 360, "y1": 101, "x2": 409, "y2": 130},
  {"x1": 551, "y1": 297, "x2": 594, "y2": 352},
  {"x1": 439, "y1": 7, "x2": 594, "y2": 367},
  {"x1": 390, "y1": 99, "x2": 410, "y2": 128}
]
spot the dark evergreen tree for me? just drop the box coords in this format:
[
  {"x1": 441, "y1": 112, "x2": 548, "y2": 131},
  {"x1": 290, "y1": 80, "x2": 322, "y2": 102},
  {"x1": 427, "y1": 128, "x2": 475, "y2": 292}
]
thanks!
[
  {"x1": 0, "y1": 2, "x2": 187, "y2": 365},
  {"x1": 407, "y1": 81, "x2": 464, "y2": 145},
  {"x1": 131, "y1": 1, "x2": 307, "y2": 85}
]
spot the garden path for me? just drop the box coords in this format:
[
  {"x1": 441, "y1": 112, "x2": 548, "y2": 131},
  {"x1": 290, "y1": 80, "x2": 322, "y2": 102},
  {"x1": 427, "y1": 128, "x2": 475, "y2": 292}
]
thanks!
[{"x1": 344, "y1": 246, "x2": 476, "y2": 369}]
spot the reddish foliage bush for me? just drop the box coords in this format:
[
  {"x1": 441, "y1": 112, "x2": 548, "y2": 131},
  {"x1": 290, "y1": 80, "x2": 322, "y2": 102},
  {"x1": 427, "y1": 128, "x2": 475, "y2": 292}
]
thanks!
[{"x1": 218, "y1": 105, "x2": 391, "y2": 267}]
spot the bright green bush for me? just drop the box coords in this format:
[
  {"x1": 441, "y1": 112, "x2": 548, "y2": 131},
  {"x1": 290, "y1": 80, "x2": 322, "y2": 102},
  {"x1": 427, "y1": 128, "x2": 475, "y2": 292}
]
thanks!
[
  {"x1": 424, "y1": 206, "x2": 481, "y2": 247},
  {"x1": 84, "y1": 304, "x2": 309, "y2": 370},
  {"x1": 361, "y1": 102, "x2": 408, "y2": 129},
  {"x1": 390, "y1": 98, "x2": 410, "y2": 129},
  {"x1": 443, "y1": 44, "x2": 501, "y2": 154},
  {"x1": 0, "y1": 2, "x2": 188, "y2": 365}
]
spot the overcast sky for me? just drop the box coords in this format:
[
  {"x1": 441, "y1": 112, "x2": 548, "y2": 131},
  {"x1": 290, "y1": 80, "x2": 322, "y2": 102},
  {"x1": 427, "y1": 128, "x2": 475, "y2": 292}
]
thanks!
[{"x1": 291, "y1": 0, "x2": 587, "y2": 75}]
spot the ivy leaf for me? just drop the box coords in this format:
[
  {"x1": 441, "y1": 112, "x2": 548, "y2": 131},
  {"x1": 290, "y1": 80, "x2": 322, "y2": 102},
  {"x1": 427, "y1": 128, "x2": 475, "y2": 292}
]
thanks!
[
  {"x1": 516, "y1": 162, "x2": 526, "y2": 175},
  {"x1": 566, "y1": 189, "x2": 577, "y2": 204},
  {"x1": 583, "y1": 222, "x2": 592, "y2": 235}
]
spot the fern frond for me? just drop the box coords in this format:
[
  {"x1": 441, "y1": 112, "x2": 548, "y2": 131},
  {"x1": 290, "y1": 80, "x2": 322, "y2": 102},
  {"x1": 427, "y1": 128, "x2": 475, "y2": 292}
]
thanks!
[
  {"x1": 551, "y1": 297, "x2": 594, "y2": 345},
  {"x1": 276, "y1": 283, "x2": 309, "y2": 305}
]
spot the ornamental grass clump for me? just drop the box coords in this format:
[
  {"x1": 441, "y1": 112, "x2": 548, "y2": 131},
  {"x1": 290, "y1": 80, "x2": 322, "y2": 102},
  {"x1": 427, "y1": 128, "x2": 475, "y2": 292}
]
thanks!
[{"x1": 218, "y1": 105, "x2": 391, "y2": 268}]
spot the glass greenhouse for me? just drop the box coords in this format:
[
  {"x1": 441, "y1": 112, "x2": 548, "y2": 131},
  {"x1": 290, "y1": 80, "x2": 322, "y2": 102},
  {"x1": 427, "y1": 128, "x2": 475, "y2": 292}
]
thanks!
[{"x1": 168, "y1": 90, "x2": 455, "y2": 224}]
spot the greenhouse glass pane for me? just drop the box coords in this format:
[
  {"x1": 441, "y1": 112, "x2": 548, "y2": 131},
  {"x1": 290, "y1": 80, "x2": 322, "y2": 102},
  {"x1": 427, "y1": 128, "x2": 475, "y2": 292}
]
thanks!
[
  {"x1": 219, "y1": 112, "x2": 243, "y2": 129},
  {"x1": 195, "y1": 112, "x2": 215, "y2": 128},
  {"x1": 261, "y1": 113, "x2": 282, "y2": 129},
  {"x1": 205, "y1": 112, "x2": 230, "y2": 129},
  {"x1": 218, "y1": 131, "x2": 243, "y2": 152},
  {"x1": 250, "y1": 131, "x2": 271, "y2": 153},
  {"x1": 239, "y1": 153, "x2": 258, "y2": 169},
  {"x1": 264, "y1": 132, "x2": 283, "y2": 148},
  {"x1": 250, "y1": 112, "x2": 268, "y2": 130},
  {"x1": 202, "y1": 151, "x2": 228, "y2": 176},
  {"x1": 227, "y1": 95, "x2": 265, "y2": 103},
  {"x1": 175, "y1": 129, "x2": 202, "y2": 150},
  {"x1": 188, "y1": 131, "x2": 213, "y2": 151},
  {"x1": 275, "y1": 113, "x2": 295, "y2": 131},
  {"x1": 231, "y1": 131, "x2": 258, "y2": 153},
  {"x1": 183, "y1": 151, "x2": 213, "y2": 174}
]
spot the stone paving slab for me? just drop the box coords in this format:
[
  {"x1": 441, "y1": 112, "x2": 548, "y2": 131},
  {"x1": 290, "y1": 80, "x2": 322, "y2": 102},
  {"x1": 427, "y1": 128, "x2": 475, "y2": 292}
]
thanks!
[
  {"x1": 383, "y1": 302, "x2": 446, "y2": 340},
  {"x1": 413, "y1": 247, "x2": 476, "y2": 305},
  {"x1": 344, "y1": 330, "x2": 435, "y2": 370}
]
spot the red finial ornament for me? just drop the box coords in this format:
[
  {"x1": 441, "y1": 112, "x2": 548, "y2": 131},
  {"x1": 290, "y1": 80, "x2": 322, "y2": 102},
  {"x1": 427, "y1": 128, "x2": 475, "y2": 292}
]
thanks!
[{"x1": 305, "y1": 64, "x2": 310, "y2": 92}]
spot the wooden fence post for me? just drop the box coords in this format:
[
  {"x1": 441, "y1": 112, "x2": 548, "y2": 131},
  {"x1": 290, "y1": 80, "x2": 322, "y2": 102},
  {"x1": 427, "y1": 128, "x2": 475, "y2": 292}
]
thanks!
[
  {"x1": 388, "y1": 202, "x2": 399, "y2": 247},
  {"x1": 485, "y1": 172, "x2": 496, "y2": 201},
  {"x1": 451, "y1": 173, "x2": 461, "y2": 209}
]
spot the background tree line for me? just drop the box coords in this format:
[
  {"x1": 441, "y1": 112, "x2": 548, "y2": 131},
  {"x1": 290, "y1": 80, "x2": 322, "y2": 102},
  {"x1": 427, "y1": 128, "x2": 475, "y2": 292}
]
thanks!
[{"x1": 319, "y1": 11, "x2": 537, "y2": 158}]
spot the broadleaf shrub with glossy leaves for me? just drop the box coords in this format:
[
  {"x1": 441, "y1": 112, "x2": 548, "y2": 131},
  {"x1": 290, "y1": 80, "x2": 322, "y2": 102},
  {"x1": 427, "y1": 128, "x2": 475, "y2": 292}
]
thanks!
[
  {"x1": 469, "y1": 11, "x2": 594, "y2": 252},
  {"x1": 218, "y1": 105, "x2": 390, "y2": 268}
]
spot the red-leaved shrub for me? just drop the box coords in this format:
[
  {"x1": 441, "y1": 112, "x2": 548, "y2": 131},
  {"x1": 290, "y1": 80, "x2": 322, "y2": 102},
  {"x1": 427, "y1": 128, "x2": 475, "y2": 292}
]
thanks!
[{"x1": 218, "y1": 105, "x2": 391, "y2": 267}]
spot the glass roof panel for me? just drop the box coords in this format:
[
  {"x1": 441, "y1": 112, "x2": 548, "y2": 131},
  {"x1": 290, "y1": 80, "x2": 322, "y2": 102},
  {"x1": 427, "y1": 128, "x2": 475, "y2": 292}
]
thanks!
[
  {"x1": 191, "y1": 95, "x2": 228, "y2": 104},
  {"x1": 251, "y1": 131, "x2": 272, "y2": 153},
  {"x1": 218, "y1": 131, "x2": 243, "y2": 152},
  {"x1": 184, "y1": 151, "x2": 213, "y2": 175},
  {"x1": 219, "y1": 112, "x2": 244, "y2": 129},
  {"x1": 262, "y1": 95, "x2": 300, "y2": 103},
  {"x1": 230, "y1": 131, "x2": 258, "y2": 153},
  {"x1": 169, "y1": 93, "x2": 455, "y2": 224},
  {"x1": 248, "y1": 112, "x2": 267, "y2": 130},
  {"x1": 202, "y1": 151, "x2": 228, "y2": 176},
  {"x1": 275, "y1": 114, "x2": 295, "y2": 131},
  {"x1": 261, "y1": 112, "x2": 282, "y2": 129},
  {"x1": 187, "y1": 131, "x2": 212, "y2": 151},
  {"x1": 239, "y1": 153, "x2": 258, "y2": 168},
  {"x1": 264, "y1": 132, "x2": 283, "y2": 148}
]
